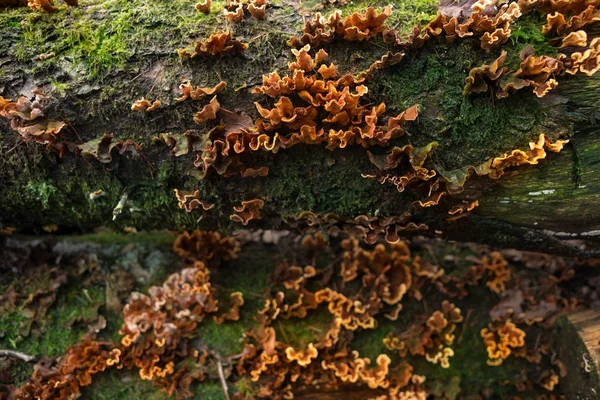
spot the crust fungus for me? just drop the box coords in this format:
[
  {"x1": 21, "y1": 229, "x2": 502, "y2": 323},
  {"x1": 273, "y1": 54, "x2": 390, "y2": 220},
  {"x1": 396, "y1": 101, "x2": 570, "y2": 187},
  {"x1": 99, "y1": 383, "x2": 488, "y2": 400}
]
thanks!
[
  {"x1": 0, "y1": 95, "x2": 66, "y2": 145},
  {"x1": 193, "y1": 96, "x2": 220, "y2": 124},
  {"x1": 464, "y1": 51, "x2": 507, "y2": 95},
  {"x1": 26, "y1": 0, "x2": 76, "y2": 12},
  {"x1": 480, "y1": 251, "x2": 511, "y2": 293},
  {"x1": 173, "y1": 230, "x2": 240, "y2": 263},
  {"x1": 155, "y1": 130, "x2": 208, "y2": 157},
  {"x1": 230, "y1": 199, "x2": 265, "y2": 225},
  {"x1": 77, "y1": 134, "x2": 142, "y2": 164},
  {"x1": 285, "y1": 343, "x2": 318, "y2": 367},
  {"x1": 131, "y1": 98, "x2": 161, "y2": 112},
  {"x1": 16, "y1": 340, "x2": 120, "y2": 399},
  {"x1": 224, "y1": 0, "x2": 266, "y2": 22},
  {"x1": 119, "y1": 262, "x2": 219, "y2": 379},
  {"x1": 174, "y1": 189, "x2": 215, "y2": 212},
  {"x1": 195, "y1": 0, "x2": 211, "y2": 13},
  {"x1": 385, "y1": 301, "x2": 462, "y2": 369},
  {"x1": 176, "y1": 81, "x2": 227, "y2": 102},
  {"x1": 566, "y1": 37, "x2": 600, "y2": 76},
  {"x1": 481, "y1": 320, "x2": 526, "y2": 366},
  {"x1": 178, "y1": 32, "x2": 248, "y2": 58},
  {"x1": 560, "y1": 30, "x2": 587, "y2": 48},
  {"x1": 288, "y1": 7, "x2": 391, "y2": 48},
  {"x1": 440, "y1": 134, "x2": 569, "y2": 195},
  {"x1": 542, "y1": 5, "x2": 600, "y2": 36},
  {"x1": 214, "y1": 291, "x2": 244, "y2": 324}
]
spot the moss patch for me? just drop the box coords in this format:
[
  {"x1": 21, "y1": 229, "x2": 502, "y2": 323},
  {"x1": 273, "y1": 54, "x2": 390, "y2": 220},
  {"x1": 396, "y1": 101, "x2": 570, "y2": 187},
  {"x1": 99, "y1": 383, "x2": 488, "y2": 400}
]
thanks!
[{"x1": 372, "y1": 38, "x2": 565, "y2": 170}]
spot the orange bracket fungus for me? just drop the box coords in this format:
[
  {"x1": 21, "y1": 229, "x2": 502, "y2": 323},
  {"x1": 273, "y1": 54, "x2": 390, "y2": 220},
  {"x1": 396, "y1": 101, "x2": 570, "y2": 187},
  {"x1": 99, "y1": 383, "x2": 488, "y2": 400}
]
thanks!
[
  {"x1": 0, "y1": 94, "x2": 66, "y2": 145},
  {"x1": 26, "y1": 0, "x2": 77, "y2": 12},
  {"x1": 481, "y1": 320, "x2": 526, "y2": 366},
  {"x1": 193, "y1": 96, "x2": 220, "y2": 125},
  {"x1": 178, "y1": 31, "x2": 248, "y2": 58},
  {"x1": 230, "y1": 199, "x2": 265, "y2": 225},
  {"x1": 176, "y1": 81, "x2": 227, "y2": 102},
  {"x1": 224, "y1": 0, "x2": 266, "y2": 22},
  {"x1": 287, "y1": 6, "x2": 392, "y2": 48},
  {"x1": 195, "y1": 0, "x2": 210, "y2": 13},
  {"x1": 131, "y1": 98, "x2": 161, "y2": 112},
  {"x1": 77, "y1": 134, "x2": 142, "y2": 164},
  {"x1": 174, "y1": 189, "x2": 215, "y2": 212}
]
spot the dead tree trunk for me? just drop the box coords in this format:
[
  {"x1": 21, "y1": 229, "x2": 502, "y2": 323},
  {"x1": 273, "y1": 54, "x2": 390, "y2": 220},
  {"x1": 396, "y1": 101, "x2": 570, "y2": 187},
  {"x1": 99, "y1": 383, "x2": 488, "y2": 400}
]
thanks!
[{"x1": 0, "y1": 2, "x2": 599, "y2": 257}]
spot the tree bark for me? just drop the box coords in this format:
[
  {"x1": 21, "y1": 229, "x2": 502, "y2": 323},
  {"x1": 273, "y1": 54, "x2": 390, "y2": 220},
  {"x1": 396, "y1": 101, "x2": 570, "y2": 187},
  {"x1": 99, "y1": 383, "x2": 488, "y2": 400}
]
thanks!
[
  {"x1": 555, "y1": 311, "x2": 600, "y2": 399},
  {"x1": 0, "y1": 2, "x2": 599, "y2": 256}
]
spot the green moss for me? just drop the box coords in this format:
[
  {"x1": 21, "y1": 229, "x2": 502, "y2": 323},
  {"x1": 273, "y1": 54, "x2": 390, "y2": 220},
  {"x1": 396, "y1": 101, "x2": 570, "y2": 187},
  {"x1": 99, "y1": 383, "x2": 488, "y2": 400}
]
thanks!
[
  {"x1": 318, "y1": 0, "x2": 438, "y2": 36},
  {"x1": 263, "y1": 145, "x2": 407, "y2": 219},
  {"x1": 277, "y1": 308, "x2": 333, "y2": 348},
  {"x1": 67, "y1": 230, "x2": 177, "y2": 246},
  {"x1": 0, "y1": 311, "x2": 28, "y2": 350},
  {"x1": 6, "y1": 0, "x2": 229, "y2": 80},
  {"x1": 373, "y1": 39, "x2": 557, "y2": 170},
  {"x1": 85, "y1": 369, "x2": 174, "y2": 400},
  {"x1": 194, "y1": 381, "x2": 229, "y2": 399},
  {"x1": 0, "y1": 284, "x2": 105, "y2": 358},
  {"x1": 504, "y1": 13, "x2": 558, "y2": 69},
  {"x1": 24, "y1": 180, "x2": 58, "y2": 210},
  {"x1": 8, "y1": 360, "x2": 34, "y2": 387},
  {"x1": 194, "y1": 244, "x2": 274, "y2": 356}
]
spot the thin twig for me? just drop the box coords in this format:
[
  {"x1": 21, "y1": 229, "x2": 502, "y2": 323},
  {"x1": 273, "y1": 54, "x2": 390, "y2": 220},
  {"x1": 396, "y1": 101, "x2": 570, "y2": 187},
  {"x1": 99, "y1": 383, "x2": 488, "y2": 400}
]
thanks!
[
  {"x1": 0, "y1": 349, "x2": 35, "y2": 363},
  {"x1": 278, "y1": 319, "x2": 291, "y2": 344},
  {"x1": 215, "y1": 357, "x2": 231, "y2": 400},
  {"x1": 5, "y1": 139, "x2": 24, "y2": 156},
  {"x1": 457, "y1": 308, "x2": 473, "y2": 344}
]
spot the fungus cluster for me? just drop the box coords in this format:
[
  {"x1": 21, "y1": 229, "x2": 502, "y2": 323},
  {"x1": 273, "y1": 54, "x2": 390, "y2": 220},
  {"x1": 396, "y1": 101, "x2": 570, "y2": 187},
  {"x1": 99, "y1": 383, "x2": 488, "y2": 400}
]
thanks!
[
  {"x1": 464, "y1": 41, "x2": 600, "y2": 98},
  {"x1": 0, "y1": 93, "x2": 147, "y2": 165},
  {"x1": 288, "y1": 211, "x2": 428, "y2": 245},
  {"x1": 224, "y1": 0, "x2": 266, "y2": 22},
  {"x1": 185, "y1": 41, "x2": 419, "y2": 187},
  {"x1": 131, "y1": 98, "x2": 161, "y2": 112},
  {"x1": 14, "y1": 340, "x2": 121, "y2": 399},
  {"x1": 230, "y1": 199, "x2": 265, "y2": 225},
  {"x1": 8, "y1": 229, "x2": 586, "y2": 398},
  {"x1": 119, "y1": 262, "x2": 219, "y2": 379},
  {"x1": 27, "y1": 0, "x2": 77, "y2": 12},
  {"x1": 287, "y1": 6, "x2": 392, "y2": 48},
  {"x1": 384, "y1": 301, "x2": 464, "y2": 369},
  {"x1": 178, "y1": 31, "x2": 248, "y2": 58},
  {"x1": 168, "y1": 1, "x2": 589, "y2": 225},
  {"x1": 174, "y1": 189, "x2": 215, "y2": 213},
  {"x1": 481, "y1": 320, "x2": 526, "y2": 366},
  {"x1": 252, "y1": 45, "x2": 418, "y2": 150},
  {"x1": 0, "y1": 93, "x2": 65, "y2": 145}
]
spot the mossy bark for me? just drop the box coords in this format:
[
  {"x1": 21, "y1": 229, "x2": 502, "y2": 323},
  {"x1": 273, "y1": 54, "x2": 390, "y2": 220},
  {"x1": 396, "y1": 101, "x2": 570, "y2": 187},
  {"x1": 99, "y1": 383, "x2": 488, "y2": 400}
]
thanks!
[
  {"x1": 1, "y1": 2, "x2": 599, "y2": 256},
  {"x1": 3, "y1": 232, "x2": 597, "y2": 399}
]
